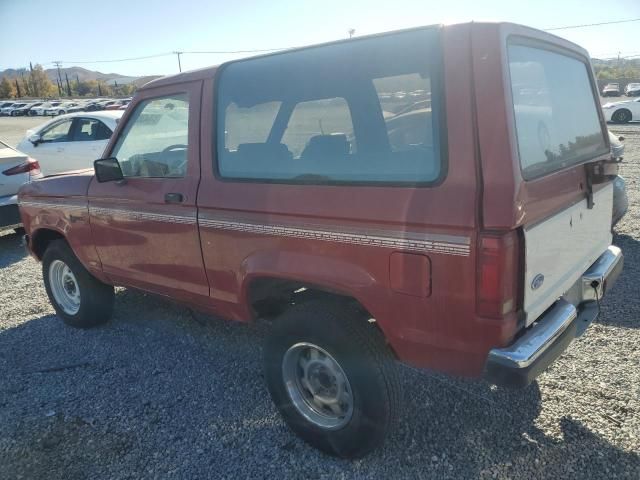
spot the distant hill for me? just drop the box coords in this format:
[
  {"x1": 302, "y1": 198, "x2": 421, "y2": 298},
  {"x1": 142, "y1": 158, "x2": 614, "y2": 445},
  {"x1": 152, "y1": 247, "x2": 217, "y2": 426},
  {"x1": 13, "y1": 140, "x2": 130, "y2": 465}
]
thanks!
[{"x1": 0, "y1": 66, "x2": 161, "y2": 87}]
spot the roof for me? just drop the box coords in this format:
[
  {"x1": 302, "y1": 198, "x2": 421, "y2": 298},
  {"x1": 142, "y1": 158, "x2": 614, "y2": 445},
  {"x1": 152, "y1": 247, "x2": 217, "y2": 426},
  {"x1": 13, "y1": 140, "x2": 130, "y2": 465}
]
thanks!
[
  {"x1": 139, "y1": 22, "x2": 589, "y2": 91},
  {"x1": 60, "y1": 110, "x2": 124, "y2": 120}
]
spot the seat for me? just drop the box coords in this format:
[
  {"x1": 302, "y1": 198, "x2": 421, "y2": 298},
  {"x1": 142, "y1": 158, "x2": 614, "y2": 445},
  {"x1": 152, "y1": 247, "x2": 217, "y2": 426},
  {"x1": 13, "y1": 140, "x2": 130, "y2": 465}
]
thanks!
[{"x1": 300, "y1": 134, "x2": 350, "y2": 160}]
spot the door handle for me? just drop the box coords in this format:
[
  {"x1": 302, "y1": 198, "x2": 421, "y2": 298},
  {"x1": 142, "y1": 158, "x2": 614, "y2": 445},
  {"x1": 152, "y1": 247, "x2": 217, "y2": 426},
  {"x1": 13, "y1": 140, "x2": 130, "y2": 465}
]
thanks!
[{"x1": 164, "y1": 192, "x2": 184, "y2": 204}]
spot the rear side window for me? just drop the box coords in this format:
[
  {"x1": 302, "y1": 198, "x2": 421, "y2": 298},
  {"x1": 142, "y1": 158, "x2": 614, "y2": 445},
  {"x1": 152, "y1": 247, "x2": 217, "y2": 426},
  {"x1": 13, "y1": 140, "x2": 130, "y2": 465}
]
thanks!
[
  {"x1": 72, "y1": 118, "x2": 112, "y2": 141},
  {"x1": 508, "y1": 43, "x2": 607, "y2": 179},
  {"x1": 216, "y1": 28, "x2": 444, "y2": 184}
]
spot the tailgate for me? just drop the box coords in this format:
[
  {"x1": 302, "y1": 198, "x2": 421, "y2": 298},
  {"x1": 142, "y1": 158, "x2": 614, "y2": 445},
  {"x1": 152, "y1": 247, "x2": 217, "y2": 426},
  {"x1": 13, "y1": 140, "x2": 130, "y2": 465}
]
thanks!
[{"x1": 523, "y1": 183, "x2": 613, "y2": 325}]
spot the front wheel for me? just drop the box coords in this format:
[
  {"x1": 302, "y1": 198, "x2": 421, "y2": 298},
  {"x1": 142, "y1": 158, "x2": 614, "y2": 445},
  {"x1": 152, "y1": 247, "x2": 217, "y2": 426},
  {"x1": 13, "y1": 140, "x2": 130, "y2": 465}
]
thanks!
[
  {"x1": 612, "y1": 109, "x2": 632, "y2": 124},
  {"x1": 264, "y1": 300, "x2": 401, "y2": 458},
  {"x1": 42, "y1": 239, "x2": 114, "y2": 328}
]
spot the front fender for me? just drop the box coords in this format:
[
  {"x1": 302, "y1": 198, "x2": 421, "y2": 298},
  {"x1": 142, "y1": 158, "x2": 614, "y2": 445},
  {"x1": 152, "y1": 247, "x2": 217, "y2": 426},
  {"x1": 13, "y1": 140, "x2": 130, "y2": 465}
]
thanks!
[{"x1": 21, "y1": 198, "x2": 108, "y2": 283}]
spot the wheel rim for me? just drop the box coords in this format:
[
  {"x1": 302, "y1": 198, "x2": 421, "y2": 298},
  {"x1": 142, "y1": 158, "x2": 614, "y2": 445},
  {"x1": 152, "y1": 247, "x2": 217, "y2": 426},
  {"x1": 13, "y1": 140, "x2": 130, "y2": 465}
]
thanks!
[
  {"x1": 282, "y1": 342, "x2": 354, "y2": 430},
  {"x1": 49, "y1": 260, "x2": 81, "y2": 315},
  {"x1": 615, "y1": 110, "x2": 630, "y2": 122}
]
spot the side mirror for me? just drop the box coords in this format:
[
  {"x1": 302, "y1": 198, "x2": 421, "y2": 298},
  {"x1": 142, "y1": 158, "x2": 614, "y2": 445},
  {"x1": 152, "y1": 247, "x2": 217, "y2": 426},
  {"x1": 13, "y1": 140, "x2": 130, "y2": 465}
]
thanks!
[
  {"x1": 28, "y1": 133, "x2": 42, "y2": 146},
  {"x1": 94, "y1": 157, "x2": 124, "y2": 183}
]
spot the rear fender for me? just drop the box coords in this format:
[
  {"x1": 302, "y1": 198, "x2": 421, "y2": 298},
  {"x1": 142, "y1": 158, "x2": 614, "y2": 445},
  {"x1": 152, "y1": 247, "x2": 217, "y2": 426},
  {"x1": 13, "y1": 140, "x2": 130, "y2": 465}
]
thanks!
[{"x1": 239, "y1": 250, "x2": 383, "y2": 322}]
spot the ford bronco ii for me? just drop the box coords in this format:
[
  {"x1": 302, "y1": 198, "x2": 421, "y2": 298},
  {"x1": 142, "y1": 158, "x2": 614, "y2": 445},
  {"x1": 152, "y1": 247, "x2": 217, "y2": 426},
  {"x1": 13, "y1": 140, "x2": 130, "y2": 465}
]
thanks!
[{"x1": 18, "y1": 22, "x2": 623, "y2": 457}]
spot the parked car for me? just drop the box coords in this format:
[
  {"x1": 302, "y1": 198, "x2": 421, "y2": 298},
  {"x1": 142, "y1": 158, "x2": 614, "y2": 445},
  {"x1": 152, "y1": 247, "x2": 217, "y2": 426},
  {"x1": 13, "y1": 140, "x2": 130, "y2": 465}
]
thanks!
[
  {"x1": 16, "y1": 111, "x2": 123, "y2": 175},
  {"x1": 45, "y1": 102, "x2": 81, "y2": 116},
  {"x1": 105, "y1": 99, "x2": 131, "y2": 110},
  {"x1": 83, "y1": 101, "x2": 104, "y2": 112},
  {"x1": 30, "y1": 101, "x2": 62, "y2": 116},
  {"x1": 609, "y1": 131, "x2": 628, "y2": 226},
  {"x1": 602, "y1": 82, "x2": 621, "y2": 96},
  {"x1": 624, "y1": 82, "x2": 640, "y2": 96},
  {"x1": 1, "y1": 102, "x2": 29, "y2": 116},
  {"x1": 0, "y1": 101, "x2": 15, "y2": 110},
  {"x1": 18, "y1": 23, "x2": 624, "y2": 458},
  {"x1": 602, "y1": 97, "x2": 640, "y2": 123},
  {"x1": 12, "y1": 102, "x2": 43, "y2": 116},
  {"x1": 66, "y1": 103, "x2": 86, "y2": 114},
  {"x1": 0, "y1": 140, "x2": 42, "y2": 231}
]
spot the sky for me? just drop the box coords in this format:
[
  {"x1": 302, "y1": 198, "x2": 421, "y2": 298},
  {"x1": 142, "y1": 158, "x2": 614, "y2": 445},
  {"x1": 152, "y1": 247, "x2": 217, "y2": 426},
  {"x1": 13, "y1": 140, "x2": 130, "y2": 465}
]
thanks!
[{"x1": 1, "y1": 0, "x2": 639, "y2": 77}]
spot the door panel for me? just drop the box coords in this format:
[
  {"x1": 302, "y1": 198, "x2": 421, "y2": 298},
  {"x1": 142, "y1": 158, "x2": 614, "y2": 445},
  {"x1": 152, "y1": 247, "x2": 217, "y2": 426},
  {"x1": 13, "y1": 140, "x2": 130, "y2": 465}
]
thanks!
[{"x1": 88, "y1": 81, "x2": 209, "y2": 303}]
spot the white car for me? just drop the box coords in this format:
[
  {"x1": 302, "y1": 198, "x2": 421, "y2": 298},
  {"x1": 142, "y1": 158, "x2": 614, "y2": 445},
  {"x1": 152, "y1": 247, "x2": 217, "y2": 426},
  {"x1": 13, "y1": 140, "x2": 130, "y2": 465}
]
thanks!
[
  {"x1": 30, "y1": 101, "x2": 63, "y2": 116},
  {"x1": 44, "y1": 102, "x2": 82, "y2": 116},
  {"x1": 602, "y1": 97, "x2": 640, "y2": 124},
  {"x1": 1, "y1": 102, "x2": 29, "y2": 116},
  {"x1": 0, "y1": 140, "x2": 43, "y2": 231},
  {"x1": 16, "y1": 111, "x2": 123, "y2": 176},
  {"x1": 625, "y1": 82, "x2": 640, "y2": 97}
]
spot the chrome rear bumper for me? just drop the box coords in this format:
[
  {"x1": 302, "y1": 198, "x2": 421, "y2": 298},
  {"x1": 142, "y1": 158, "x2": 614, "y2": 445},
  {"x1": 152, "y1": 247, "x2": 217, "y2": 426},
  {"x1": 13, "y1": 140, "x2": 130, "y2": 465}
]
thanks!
[{"x1": 485, "y1": 245, "x2": 623, "y2": 388}]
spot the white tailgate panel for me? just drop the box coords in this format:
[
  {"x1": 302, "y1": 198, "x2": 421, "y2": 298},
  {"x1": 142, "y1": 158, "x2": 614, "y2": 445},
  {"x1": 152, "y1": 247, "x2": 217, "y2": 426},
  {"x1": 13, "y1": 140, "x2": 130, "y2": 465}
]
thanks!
[{"x1": 523, "y1": 183, "x2": 613, "y2": 325}]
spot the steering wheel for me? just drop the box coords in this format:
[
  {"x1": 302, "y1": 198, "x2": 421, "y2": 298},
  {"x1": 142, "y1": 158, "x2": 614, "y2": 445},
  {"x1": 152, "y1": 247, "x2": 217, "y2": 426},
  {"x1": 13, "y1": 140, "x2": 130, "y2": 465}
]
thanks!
[
  {"x1": 162, "y1": 144, "x2": 188, "y2": 175},
  {"x1": 162, "y1": 144, "x2": 187, "y2": 153}
]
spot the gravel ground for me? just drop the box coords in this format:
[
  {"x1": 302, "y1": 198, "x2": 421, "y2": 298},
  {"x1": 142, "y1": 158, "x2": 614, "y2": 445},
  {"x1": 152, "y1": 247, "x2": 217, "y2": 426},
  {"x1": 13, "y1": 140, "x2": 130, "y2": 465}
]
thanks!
[{"x1": 0, "y1": 125, "x2": 638, "y2": 479}]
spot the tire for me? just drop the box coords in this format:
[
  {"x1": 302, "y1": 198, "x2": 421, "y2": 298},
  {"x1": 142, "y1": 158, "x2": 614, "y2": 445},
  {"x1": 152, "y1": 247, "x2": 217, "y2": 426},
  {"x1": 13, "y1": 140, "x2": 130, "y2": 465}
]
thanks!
[
  {"x1": 58, "y1": 110, "x2": 64, "y2": 116},
  {"x1": 612, "y1": 109, "x2": 632, "y2": 124},
  {"x1": 264, "y1": 300, "x2": 401, "y2": 458},
  {"x1": 42, "y1": 239, "x2": 114, "y2": 328}
]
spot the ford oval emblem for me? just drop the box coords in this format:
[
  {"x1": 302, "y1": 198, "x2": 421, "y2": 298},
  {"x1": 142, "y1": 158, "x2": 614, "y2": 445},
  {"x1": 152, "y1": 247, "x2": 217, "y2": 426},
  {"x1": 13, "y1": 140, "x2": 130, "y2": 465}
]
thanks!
[{"x1": 531, "y1": 274, "x2": 545, "y2": 290}]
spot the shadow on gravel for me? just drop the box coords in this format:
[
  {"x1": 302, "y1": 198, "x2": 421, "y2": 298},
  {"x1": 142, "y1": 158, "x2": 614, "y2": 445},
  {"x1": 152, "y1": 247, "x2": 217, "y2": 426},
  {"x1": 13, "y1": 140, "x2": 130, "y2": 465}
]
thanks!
[
  {"x1": 1, "y1": 291, "x2": 639, "y2": 479},
  {"x1": 0, "y1": 230, "x2": 27, "y2": 268},
  {"x1": 604, "y1": 233, "x2": 640, "y2": 329},
  {"x1": 388, "y1": 371, "x2": 640, "y2": 478}
]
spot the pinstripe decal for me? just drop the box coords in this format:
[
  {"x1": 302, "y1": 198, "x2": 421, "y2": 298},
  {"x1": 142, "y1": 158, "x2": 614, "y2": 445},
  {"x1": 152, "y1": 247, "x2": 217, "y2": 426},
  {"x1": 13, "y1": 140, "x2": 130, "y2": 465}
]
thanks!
[
  {"x1": 199, "y1": 217, "x2": 471, "y2": 256},
  {"x1": 22, "y1": 201, "x2": 471, "y2": 257},
  {"x1": 19, "y1": 200, "x2": 87, "y2": 212},
  {"x1": 89, "y1": 206, "x2": 196, "y2": 225}
]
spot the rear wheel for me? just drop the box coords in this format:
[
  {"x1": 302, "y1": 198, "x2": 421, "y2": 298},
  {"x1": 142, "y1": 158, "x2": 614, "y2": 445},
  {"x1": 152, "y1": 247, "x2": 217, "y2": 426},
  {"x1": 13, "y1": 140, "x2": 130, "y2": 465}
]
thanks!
[
  {"x1": 612, "y1": 109, "x2": 632, "y2": 124},
  {"x1": 42, "y1": 239, "x2": 114, "y2": 328},
  {"x1": 264, "y1": 300, "x2": 401, "y2": 458}
]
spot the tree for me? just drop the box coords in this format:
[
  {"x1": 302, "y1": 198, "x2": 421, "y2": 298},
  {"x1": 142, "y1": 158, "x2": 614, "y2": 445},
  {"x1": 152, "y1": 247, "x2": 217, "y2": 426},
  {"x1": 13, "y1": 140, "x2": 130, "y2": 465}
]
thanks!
[
  {"x1": 0, "y1": 76, "x2": 17, "y2": 98},
  {"x1": 29, "y1": 64, "x2": 57, "y2": 97}
]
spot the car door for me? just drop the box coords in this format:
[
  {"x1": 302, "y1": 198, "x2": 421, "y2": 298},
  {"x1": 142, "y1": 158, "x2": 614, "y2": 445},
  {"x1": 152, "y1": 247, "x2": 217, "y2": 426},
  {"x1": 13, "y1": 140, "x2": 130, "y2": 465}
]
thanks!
[
  {"x1": 63, "y1": 117, "x2": 114, "y2": 170},
  {"x1": 88, "y1": 81, "x2": 209, "y2": 304},
  {"x1": 29, "y1": 118, "x2": 75, "y2": 175}
]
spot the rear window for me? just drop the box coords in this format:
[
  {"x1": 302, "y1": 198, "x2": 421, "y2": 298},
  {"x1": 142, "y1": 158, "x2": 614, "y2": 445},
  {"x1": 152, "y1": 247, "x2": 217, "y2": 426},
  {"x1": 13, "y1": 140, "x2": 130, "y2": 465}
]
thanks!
[
  {"x1": 508, "y1": 43, "x2": 607, "y2": 180},
  {"x1": 216, "y1": 28, "x2": 444, "y2": 185}
]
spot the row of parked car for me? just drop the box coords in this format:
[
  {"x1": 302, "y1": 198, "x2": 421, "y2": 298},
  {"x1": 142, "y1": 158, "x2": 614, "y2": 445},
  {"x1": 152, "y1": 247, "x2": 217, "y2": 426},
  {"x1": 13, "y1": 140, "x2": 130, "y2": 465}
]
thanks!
[
  {"x1": 1, "y1": 109, "x2": 124, "y2": 231},
  {"x1": 602, "y1": 82, "x2": 640, "y2": 97},
  {"x1": 0, "y1": 98, "x2": 131, "y2": 117}
]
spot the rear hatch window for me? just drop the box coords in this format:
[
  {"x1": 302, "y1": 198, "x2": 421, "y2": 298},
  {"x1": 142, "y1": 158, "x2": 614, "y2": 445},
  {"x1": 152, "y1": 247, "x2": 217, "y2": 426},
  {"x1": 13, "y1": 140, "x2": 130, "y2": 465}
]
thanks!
[{"x1": 508, "y1": 43, "x2": 608, "y2": 180}]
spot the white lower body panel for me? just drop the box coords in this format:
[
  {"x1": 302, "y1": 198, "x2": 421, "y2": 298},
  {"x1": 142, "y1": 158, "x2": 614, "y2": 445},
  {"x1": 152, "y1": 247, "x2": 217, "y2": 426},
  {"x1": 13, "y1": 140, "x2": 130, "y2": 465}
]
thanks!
[{"x1": 523, "y1": 183, "x2": 613, "y2": 325}]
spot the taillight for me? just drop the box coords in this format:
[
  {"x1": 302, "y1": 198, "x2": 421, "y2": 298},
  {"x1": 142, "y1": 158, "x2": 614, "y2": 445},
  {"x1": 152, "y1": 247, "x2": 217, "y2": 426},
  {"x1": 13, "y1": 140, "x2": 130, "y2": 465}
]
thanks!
[
  {"x1": 2, "y1": 157, "x2": 41, "y2": 176},
  {"x1": 476, "y1": 231, "x2": 520, "y2": 318}
]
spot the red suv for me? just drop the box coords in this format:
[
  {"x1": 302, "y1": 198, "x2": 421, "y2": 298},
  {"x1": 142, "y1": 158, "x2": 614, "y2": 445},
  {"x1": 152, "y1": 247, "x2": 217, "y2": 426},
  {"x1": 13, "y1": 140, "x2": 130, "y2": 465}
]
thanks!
[{"x1": 18, "y1": 22, "x2": 623, "y2": 457}]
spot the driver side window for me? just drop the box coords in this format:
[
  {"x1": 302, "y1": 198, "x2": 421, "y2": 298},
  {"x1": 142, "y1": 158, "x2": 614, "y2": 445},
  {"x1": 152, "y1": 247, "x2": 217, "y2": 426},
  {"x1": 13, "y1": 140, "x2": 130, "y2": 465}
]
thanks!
[
  {"x1": 41, "y1": 120, "x2": 73, "y2": 143},
  {"x1": 112, "y1": 94, "x2": 189, "y2": 178}
]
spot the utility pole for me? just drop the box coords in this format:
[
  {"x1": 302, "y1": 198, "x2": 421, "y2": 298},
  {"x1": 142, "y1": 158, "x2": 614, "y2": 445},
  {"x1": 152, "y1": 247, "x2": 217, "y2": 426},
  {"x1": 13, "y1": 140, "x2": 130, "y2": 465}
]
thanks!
[
  {"x1": 617, "y1": 51, "x2": 621, "y2": 79},
  {"x1": 174, "y1": 51, "x2": 183, "y2": 72},
  {"x1": 53, "y1": 61, "x2": 64, "y2": 96}
]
